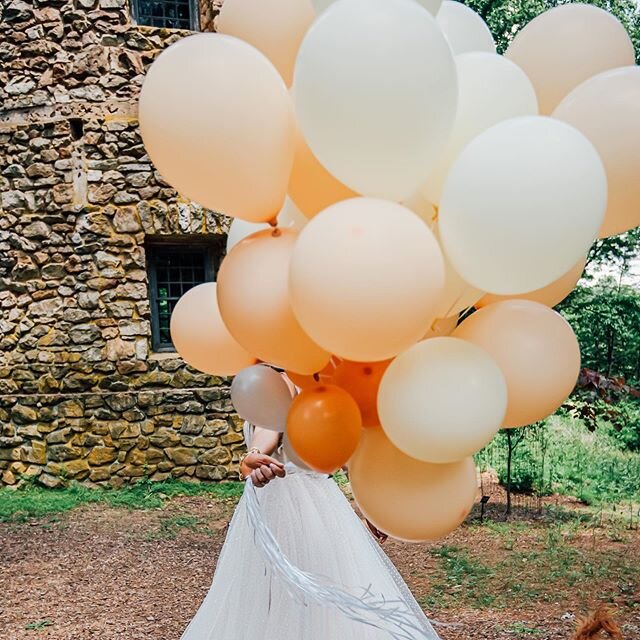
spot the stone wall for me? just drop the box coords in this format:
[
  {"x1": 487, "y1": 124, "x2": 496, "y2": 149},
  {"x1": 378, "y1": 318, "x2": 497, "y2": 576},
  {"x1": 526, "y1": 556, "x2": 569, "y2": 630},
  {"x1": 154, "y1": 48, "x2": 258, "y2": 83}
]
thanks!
[{"x1": 0, "y1": 0, "x2": 245, "y2": 487}]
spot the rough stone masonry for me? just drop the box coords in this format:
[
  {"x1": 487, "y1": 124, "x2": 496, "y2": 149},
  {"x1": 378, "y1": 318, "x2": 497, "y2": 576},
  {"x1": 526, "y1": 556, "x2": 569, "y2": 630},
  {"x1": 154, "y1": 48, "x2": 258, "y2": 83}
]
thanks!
[{"x1": 0, "y1": 0, "x2": 247, "y2": 488}]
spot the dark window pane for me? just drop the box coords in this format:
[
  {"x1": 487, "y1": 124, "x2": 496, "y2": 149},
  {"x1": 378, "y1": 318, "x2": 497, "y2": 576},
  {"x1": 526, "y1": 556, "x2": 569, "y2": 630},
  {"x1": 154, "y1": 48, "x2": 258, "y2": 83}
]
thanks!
[
  {"x1": 133, "y1": 0, "x2": 195, "y2": 29},
  {"x1": 147, "y1": 243, "x2": 221, "y2": 351}
]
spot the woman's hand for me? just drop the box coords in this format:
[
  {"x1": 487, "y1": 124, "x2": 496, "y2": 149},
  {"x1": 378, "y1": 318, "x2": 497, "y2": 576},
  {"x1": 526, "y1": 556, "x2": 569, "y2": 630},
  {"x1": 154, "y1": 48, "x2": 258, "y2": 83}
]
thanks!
[{"x1": 241, "y1": 452, "x2": 286, "y2": 488}]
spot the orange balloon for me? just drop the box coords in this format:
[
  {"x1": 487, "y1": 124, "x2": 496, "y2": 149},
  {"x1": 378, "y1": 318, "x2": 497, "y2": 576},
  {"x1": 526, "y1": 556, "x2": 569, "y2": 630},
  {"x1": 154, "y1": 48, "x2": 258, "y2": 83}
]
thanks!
[
  {"x1": 453, "y1": 300, "x2": 581, "y2": 428},
  {"x1": 170, "y1": 283, "x2": 256, "y2": 376},
  {"x1": 217, "y1": 228, "x2": 330, "y2": 374},
  {"x1": 287, "y1": 129, "x2": 358, "y2": 219},
  {"x1": 349, "y1": 427, "x2": 478, "y2": 542},
  {"x1": 286, "y1": 358, "x2": 339, "y2": 389},
  {"x1": 330, "y1": 359, "x2": 392, "y2": 428},
  {"x1": 286, "y1": 384, "x2": 362, "y2": 473},
  {"x1": 217, "y1": 0, "x2": 315, "y2": 86},
  {"x1": 476, "y1": 258, "x2": 585, "y2": 309}
]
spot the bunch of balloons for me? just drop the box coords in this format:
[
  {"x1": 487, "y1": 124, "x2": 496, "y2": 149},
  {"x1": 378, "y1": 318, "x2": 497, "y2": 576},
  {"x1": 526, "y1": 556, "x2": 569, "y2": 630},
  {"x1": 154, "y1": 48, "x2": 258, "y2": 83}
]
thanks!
[{"x1": 141, "y1": 0, "x2": 640, "y2": 542}]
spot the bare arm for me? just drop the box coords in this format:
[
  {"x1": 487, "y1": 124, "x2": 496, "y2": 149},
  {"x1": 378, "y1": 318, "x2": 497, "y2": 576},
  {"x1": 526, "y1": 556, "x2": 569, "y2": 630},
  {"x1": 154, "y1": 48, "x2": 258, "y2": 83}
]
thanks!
[{"x1": 239, "y1": 426, "x2": 286, "y2": 488}]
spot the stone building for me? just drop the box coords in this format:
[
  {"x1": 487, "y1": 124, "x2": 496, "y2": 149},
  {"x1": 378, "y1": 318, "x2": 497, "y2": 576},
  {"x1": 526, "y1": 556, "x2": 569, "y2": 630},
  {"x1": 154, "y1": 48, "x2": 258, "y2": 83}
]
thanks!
[{"x1": 0, "y1": 0, "x2": 246, "y2": 487}]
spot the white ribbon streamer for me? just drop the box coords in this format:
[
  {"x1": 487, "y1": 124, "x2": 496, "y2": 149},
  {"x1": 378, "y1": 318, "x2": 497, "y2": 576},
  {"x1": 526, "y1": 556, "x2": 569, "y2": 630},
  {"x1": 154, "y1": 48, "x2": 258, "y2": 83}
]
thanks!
[{"x1": 244, "y1": 478, "x2": 438, "y2": 640}]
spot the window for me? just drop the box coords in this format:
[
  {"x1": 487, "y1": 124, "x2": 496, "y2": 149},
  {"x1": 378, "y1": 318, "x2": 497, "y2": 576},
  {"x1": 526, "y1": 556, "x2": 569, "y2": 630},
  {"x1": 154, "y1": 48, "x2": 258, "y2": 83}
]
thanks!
[
  {"x1": 131, "y1": 0, "x2": 200, "y2": 30},
  {"x1": 146, "y1": 239, "x2": 223, "y2": 352}
]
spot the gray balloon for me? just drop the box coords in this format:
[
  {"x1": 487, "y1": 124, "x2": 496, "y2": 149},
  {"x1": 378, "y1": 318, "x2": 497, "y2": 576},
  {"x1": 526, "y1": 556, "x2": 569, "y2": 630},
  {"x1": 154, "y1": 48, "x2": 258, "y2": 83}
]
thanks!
[{"x1": 231, "y1": 365, "x2": 293, "y2": 432}]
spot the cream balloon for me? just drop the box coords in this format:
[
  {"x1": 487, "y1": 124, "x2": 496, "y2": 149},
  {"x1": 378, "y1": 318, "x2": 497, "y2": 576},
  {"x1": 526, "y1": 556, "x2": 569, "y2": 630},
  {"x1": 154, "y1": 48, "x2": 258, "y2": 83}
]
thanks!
[
  {"x1": 170, "y1": 282, "x2": 256, "y2": 376},
  {"x1": 454, "y1": 300, "x2": 581, "y2": 427},
  {"x1": 403, "y1": 195, "x2": 482, "y2": 316},
  {"x1": 379, "y1": 338, "x2": 507, "y2": 464},
  {"x1": 432, "y1": 222, "x2": 484, "y2": 318},
  {"x1": 436, "y1": 1, "x2": 495, "y2": 55},
  {"x1": 423, "y1": 52, "x2": 538, "y2": 205},
  {"x1": 226, "y1": 197, "x2": 306, "y2": 253},
  {"x1": 403, "y1": 191, "x2": 438, "y2": 227},
  {"x1": 506, "y1": 4, "x2": 635, "y2": 115},
  {"x1": 277, "y1": 197, "x2": 308, "y2": 231},
  {"x1": 139, "y1": 34, "x2": 295, "y2": 222},
  {"x1": 311, "y1": 0, "x2": 443, "y2": 16},
  {"x1": 439, "y1": 116, "x2": 607, "y2": 295},
  {"x1": 553, "y1": 66, "x2": 640, "y2": 238},
  {"x1": 217, "y1": 0, "x2": 314, "y2": 86},
  {"x1": 476, "y1": 257, "x2": 585, "y2": 309},
  {"x1": 423, "y1": 315, "x2": 458, "y2": 340},
  {"x1": 294, "y1": 0, "x2": 457, "y2": 201},
  {"x1": 290, "y1": 198, "x2": 445, "y2": 362},
  {"x1": 217, "y1": 228, "x2": 330, "y2": 374},
  {"x1": 350, "y1": 427, "x2": 478, "y2": 542}
]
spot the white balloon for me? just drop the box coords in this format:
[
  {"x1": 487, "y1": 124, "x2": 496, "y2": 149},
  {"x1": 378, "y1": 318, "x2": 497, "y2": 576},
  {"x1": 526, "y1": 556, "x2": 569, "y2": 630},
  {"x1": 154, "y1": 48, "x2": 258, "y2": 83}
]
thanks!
[
  {"x1": 423, "y1": 52, "x2": 538, "y2": 205},
  {"x1": 277, "y1": 197, "x2": 307, "y2": 230},
  {"x1": 226, "y1": 197, "x2": 306, "y2": 253},
  {"x1": 439, "y1": 116, "x2": 607, "y2": 295},
  {"x1": 294, "y1": 0, "x2": 457, "y2": 201},
  {"x1": 311, "y1": 0, "x2": 442, "y2": 17},
  {"x1": 432, "y1": 223, "x2": 484, "y2": 318},
  {"x1": 436, "y1": 1, "x2": 495, "y2": 55},
  {"x1": 226, "y1": 219, "x2": 268, "y2": 253},
  {"x1": 378, "y1": 337, "x2": 507, "y2": 463}
]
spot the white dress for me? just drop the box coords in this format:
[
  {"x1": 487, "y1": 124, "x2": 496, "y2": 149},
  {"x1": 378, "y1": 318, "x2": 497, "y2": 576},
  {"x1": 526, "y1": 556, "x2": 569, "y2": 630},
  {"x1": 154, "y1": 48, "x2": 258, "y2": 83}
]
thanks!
[{"x1": 180, "y1": 424, "x2": 441, "y2": 640}]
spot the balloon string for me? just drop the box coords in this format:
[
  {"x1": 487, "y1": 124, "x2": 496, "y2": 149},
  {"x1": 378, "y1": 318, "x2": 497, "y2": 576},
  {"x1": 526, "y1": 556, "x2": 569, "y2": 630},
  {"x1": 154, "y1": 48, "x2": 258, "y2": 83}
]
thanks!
[{"x1": 244, "y1": 480, "x2": 439, "y2": 640}]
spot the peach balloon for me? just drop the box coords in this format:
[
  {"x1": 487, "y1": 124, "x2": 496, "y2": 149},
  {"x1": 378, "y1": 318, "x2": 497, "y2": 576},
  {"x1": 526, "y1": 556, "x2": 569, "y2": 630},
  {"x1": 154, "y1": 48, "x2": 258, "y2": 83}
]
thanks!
[
  {"x1": 288, "y1": 129, "x2": 358, "y2": 219},
  {"x1": 331, "y1": 359, "x2": 392, "y2": 428},
  {"x1": 289, "y1": 198, "x2": 445, "y2": 362},
  {"x1": 476, "y1": 258, "x2": 585, "y2": 309},
  {"x1": 170, "y1": 283, "x2": 256, "y2": 376},
  {"x1": 453, "y1": 300, "x2": 581, "y2": 428},
  {"x1": 349, "y1": 427, "x2": 478, "y2": 542},
  {"x1": 553, "y1": 66, "x2": 640, "y2": 238},
  {"x1": 217, "y1": 228, "x2": 330, "y2": 374},
  {"x1": 286, "y1": 385, "x2": 362, "y2": 473},
  {"x1": 217, "y1": 0, "x2": 314, "y2": 86},
  {"x1": 505, "y1": 4, "x2": 635, "y2": 114},
  {"x1": 139, "y1": 34, "x2": 295, "y2": 222}
]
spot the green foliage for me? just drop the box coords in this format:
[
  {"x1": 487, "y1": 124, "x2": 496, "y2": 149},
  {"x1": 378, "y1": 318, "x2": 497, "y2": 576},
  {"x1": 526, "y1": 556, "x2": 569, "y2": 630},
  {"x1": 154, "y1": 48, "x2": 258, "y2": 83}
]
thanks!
[
  {"x1": 24, "y1": 620, "x2": 54, "y2": 631},
  {"x1": 462, "y1": 0, "x2": 640, "y2": 61},
  {"x1": 476, "y1": 417, "x2": 640, "y2": 504},
  {"x1": 0, "y1": 479, "x2": 244, "y2": 523},
  {"x1": 559, "y1": 279, "x2": 640, "y2": 384},
  {"x1": 421, "y1": 519, "x2": 638, "y2": 611}
]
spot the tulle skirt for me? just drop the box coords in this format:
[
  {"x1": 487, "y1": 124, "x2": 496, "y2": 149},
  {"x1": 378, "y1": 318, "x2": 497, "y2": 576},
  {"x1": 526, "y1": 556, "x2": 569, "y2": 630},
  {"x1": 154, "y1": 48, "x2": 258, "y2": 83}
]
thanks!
[{"x1": 180, "y1": 464, "x2": 440, "y2": 640}]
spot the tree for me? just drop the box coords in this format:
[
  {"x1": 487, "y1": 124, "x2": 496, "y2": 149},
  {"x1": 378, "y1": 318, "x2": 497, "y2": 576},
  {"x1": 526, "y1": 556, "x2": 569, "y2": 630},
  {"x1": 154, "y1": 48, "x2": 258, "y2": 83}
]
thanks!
[{"x1": 558, "y1": 278, "x2": 640, "y2": 384}]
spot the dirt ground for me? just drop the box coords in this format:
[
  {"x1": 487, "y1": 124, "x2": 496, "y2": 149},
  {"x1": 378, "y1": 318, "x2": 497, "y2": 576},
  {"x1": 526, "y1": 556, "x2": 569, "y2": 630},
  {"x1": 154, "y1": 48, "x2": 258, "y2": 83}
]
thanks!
[{"x1": 1, "y1": 491, "x2": 638, "y2": 640}]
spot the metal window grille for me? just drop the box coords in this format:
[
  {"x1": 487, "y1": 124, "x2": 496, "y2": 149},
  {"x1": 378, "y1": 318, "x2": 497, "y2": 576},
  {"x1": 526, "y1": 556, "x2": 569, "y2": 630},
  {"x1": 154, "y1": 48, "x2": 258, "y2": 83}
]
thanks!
[
  {"x1": 131, "y1": 0, "x2": 200, "y2": 31},
  {"x1": 146, "y1": 240, "x2": 221, "y2": 352}
]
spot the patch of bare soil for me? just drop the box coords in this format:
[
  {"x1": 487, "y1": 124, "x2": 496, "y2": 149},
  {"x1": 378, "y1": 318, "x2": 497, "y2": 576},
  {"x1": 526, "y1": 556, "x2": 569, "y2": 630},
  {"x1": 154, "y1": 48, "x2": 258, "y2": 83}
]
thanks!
[{"x1": 0, "y1": 493, "x2": 638, "y2": 640}]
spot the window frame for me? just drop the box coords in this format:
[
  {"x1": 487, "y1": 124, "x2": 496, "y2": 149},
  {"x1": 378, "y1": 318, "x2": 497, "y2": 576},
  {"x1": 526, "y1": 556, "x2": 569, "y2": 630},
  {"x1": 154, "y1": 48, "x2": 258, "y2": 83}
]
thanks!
[
  {"x1": 146, "y1": 237, "x2": 223, "y2": 353},
  {"x1": 130, "y1": 0, "x2": 201, "y2": 31}
]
